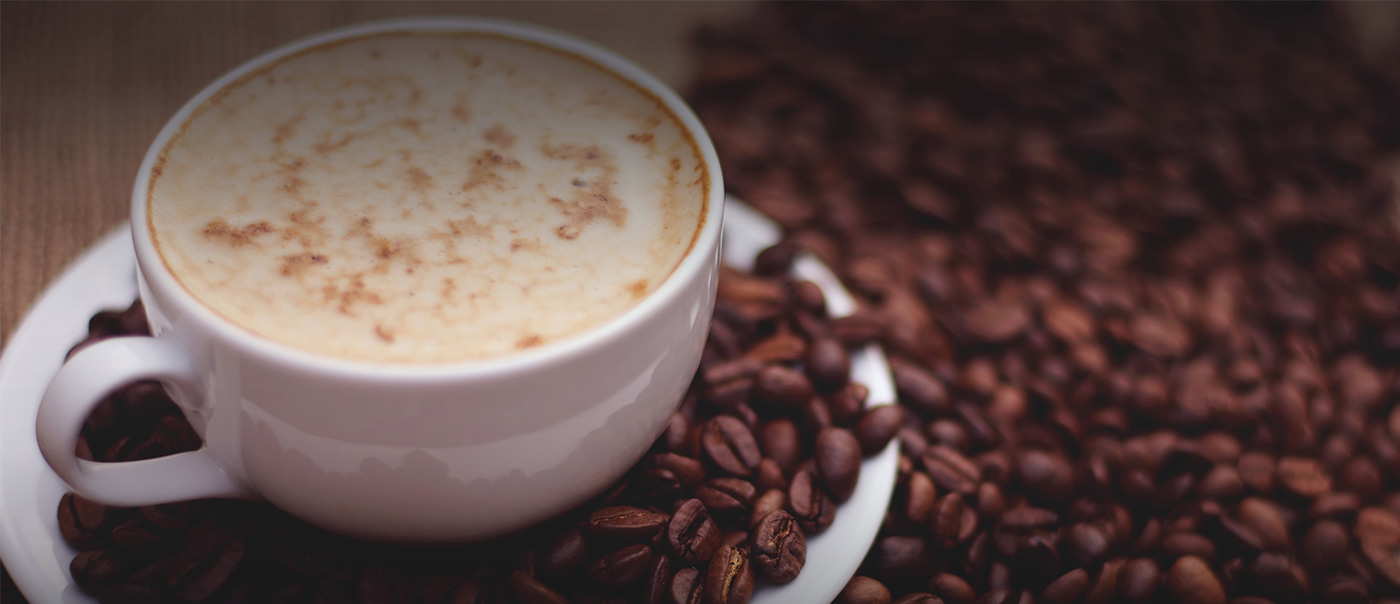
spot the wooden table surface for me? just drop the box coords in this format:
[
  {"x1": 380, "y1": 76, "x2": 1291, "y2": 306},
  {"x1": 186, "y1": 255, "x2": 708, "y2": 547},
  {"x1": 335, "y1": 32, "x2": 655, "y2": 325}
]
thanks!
[{"x1": 0, "y1": 1, "x2": 752, "y2": 349}]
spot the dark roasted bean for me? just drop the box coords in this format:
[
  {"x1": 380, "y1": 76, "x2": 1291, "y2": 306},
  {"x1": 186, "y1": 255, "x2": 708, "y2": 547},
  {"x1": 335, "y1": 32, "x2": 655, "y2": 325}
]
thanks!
[
  {"x1": 922, "y1": 446, "x2": 980, "y2": 496},
  {"x1": 508, "y1": 569, "x2": 570, "y2": 604},
  {"x1": 857, "y1": 405, "x2": 903, "y2": 456},
  {"x1": 667, "y1": 499, "x2": 721, "y2": 564},
  {"x1": 787, "y1": 468, "x2": 836, "y2": 535},
  {"x1": 702, "y1": 416, "x2": 762, "y2": 477},
  {"x1": 752, "y1": 509, "x2": 806, "y2": 584},
  {"x1": 816, "y1": 427, "x2": 862, "y2": 501},
  {"x1": 541, "y1": 527, "x2": 589, "y2": 576},
  {"x1": 1166, "y1": 556, "x2": 1225, "y2": 604},
  {"x1": 696, "y1": 478, "x2": 757, "y2": 520},
  {"x1": 590, "y1": 506, "x2": 669, "y2": 542},
  {"x1": 591, "y1": 544, "x2": 654, "y2": 587},
  {"x1": 703, "y1": 544, "x2": 755, "y2": 604},
  {"x1": 806, "y1": 338, "x2": 851, "y2": 391},
  {"x1": 57, "y1": 493, "x2": 107, "y2": 549},
  {"x1": 167, "y1": 525, "x2": 245, "y2": 602},
  {"x1": 839, "y1": 576, "x2": 892, "y2": 604}
]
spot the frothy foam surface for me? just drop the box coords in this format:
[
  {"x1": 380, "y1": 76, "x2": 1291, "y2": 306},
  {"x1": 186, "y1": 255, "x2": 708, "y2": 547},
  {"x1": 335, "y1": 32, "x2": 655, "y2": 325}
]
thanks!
[{"x1": 149, "y1": 31, "x2": 707, "y2": 363}]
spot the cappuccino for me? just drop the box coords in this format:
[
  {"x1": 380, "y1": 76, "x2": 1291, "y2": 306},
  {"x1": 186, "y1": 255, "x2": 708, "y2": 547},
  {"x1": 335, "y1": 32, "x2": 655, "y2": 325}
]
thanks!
[{"x1": 148, "y1": 31, "x2": 707, "y2": 363}]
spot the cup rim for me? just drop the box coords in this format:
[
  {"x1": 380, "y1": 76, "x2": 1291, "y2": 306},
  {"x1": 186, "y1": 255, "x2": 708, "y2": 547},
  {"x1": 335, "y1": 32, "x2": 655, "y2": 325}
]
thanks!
[{"x1": 129, "y1": 16, "x2": 725, "y2": 380}]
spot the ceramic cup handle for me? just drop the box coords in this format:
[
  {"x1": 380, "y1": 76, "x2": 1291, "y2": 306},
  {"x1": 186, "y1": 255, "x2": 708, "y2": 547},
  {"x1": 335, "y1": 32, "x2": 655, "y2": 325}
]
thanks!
[{"x1": 36, "y1": 336, "x2": 254, "y2": 506}]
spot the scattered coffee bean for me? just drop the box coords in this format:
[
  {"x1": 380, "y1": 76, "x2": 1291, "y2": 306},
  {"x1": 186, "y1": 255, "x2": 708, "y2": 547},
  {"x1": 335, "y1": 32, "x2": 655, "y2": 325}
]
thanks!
[
  {"x1": 751, "y1": 510, "x2": 806, "y2": 585},
  {"x1": 703, "y1": 544, "x2": 756, "y2": 604}
]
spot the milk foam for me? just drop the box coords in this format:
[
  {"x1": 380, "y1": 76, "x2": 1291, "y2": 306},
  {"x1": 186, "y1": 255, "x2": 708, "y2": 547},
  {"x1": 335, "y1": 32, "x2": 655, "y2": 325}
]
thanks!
[{"x1": 148, "y1": 32, "x2": 707, "y2": 363}]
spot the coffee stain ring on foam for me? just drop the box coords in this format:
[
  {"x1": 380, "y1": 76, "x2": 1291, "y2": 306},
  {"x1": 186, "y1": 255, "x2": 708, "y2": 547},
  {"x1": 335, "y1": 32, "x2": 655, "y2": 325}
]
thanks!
[{"x1": 128, "y1": 16, "x2": 726, "y2": 378}]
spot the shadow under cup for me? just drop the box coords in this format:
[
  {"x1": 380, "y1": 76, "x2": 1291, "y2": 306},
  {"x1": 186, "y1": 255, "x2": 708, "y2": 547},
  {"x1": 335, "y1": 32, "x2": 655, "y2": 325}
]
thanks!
[{"x1": 39, "y1": 17, "x2": 725, "y2": 542}]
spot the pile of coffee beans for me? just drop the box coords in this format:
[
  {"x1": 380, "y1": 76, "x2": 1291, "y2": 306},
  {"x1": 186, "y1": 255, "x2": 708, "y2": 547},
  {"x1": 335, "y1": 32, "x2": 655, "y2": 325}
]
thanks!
[
  {"x1": 55, "y1": 257, "x2": 892, "y2": 604},
  {"x1": 687, "y1": 3, "x2": 1400, "y2": 604}
]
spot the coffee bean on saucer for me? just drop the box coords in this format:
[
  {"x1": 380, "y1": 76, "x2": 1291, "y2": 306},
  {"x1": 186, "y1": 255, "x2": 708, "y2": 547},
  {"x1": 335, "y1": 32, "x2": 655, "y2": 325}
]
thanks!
[
  {"x1": 752, "y1": 509, "x2": 807, "y2": 584},
  {"x1": 668, "y1": 498, "x2": 721, "y2": 564}
]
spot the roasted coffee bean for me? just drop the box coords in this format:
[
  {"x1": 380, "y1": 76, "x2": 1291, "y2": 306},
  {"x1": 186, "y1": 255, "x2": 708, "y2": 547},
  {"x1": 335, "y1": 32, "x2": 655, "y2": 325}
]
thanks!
[
  {"x1": 703, "y1": 544, "x2": 755, "y2": 604},
  {"x1": 541, "y1": 527, "x2": 589, "y2": 576},
  {"x1": 755, "y1": 459, "x2": 788, "y2": 494},
  {"x1": 922, "y1": 446, "x2": 980, "y2": 496},
  {"x1": 702, "y1": 416, "x2": 762, "y2": 477},
  {"x1": 893, "y1": 362, "x2": 950, "y2": 415},
  {"x1": 829, "y1": 383, "x2": 869, "y2": 426},
  {"x1": 868, "y1": 536, "x2": 933, "y2": 582},
  {"x1": 69, "y1": 550, "x2": 127, "y2": 592},
  {"x1": 752, "y1": 510, "x2": 806, "y2": 584},
  {"x1": 591, "y1": 544, "x2": 654, "y2": 587},
  {"x1": 111, "y1": 519, "x2": 169, "y2": 551},
  {"x1": 167, "y1": 524, "x2": 245, "y2": 602},
  {"x1": 696, "y1": 478, "x2": 757, "y2": 520},
  {"x1": 508, "y1": 569, "x2": 570, "y2": 604},
  {"x1": 1161, "y1": 532, "x2": 1218, "y2": 564},
  {"x1": 590, "y1": 506, "x2": 669, "y2": 542},
  {"x1": 839, "y1": 576, "x2": 892, "y2": 604},
  {"x1": 753, "y1": 240, "x2": 800, "y2": 277},
  {"x1": 642, "y1": 554, "x2": 675, "y2": 604},
  {"x1": 58, "y1": 493, "x2": 107, "y2": 549},
  {"x1": 1236, "y1": 497, "x2": 1290, "y2": 551},
  {"x1": 1040, "y1": 568, "x2": 1089, "y2": 604},
  {"x1": 1277, "y1": 456, "x2": 1332, "y2": 498},
  {"x1": 358, "y1": 567, "x2": 412, "y2": 604},
  {"x1": 1167, "y1": 556, "x2": 1225, "y2": 604},
  {"x1": 1015, "y1": 449, "x2": 1075, "y2": 504},
  {"x1": 753, "y1": 365, "x2": 814, "y2": 411},
  {"x1": 419, "y1": 575, "x2": 479, "y2": 604},
  {"x1": 749, "y1": 489, "x2": 787, "y2": 531},
  {"x1": 671, "y1": 567, "x2": 704, "y2": 604},
  {"x1": 788, "y1": 468, "x2": 836, "y2": 534},
  {"x1": 758, "y1": 418, "x2": 802, "y2": 474},
  {"x1": 1065, "y1": 522, "x2": 1111, "y2": 567},
  {"x1": 857, "y1": 405, "x2": 903, "y2": 456},
  {"x1": 807, "y1": 338, "x2": 851, "y2": 391},
  {"x1": 1117, "y1": 558, "x2": 1160, "y2": 604},
  {"x1": 929, "y1": 573, "x2": 977, "y2": 604},
  {"x1": 667, "y1": 499, "x2": 721, "y2": 563},
  {"x1": 816, "y1": 427, "x2": 862, "y2": 501},
  {"x1": 1299, "y1": 520, "x2": 1349, "y2": 575},
  {"x1": 1248, "y1": 553, "x2": 1311, "y2": 599},
  {"x1": 891, "y1": 594, "x2": 944, "y2": 604},
  {"x1": 930, "y1": 494, "x2": 964, "y2": 550}
]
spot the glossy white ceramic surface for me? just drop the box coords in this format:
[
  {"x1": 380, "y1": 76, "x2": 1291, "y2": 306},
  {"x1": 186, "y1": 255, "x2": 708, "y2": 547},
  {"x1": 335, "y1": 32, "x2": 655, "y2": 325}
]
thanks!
[{"x1": 34, "y1": 16, "x2": 725, "y2": 542}]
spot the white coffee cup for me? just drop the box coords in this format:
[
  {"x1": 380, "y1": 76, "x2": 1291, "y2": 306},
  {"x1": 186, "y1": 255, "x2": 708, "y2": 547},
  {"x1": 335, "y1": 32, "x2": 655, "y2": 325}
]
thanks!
[{"x1": 36, "y1": 17, "x2": 723, "y2": 542}]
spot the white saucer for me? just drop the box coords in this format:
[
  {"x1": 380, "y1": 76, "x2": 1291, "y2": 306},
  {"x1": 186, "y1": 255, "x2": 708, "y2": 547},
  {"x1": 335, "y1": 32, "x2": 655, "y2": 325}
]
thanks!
[{"x1": 0, "y1": 198, "x2": 899, "y2": 603}]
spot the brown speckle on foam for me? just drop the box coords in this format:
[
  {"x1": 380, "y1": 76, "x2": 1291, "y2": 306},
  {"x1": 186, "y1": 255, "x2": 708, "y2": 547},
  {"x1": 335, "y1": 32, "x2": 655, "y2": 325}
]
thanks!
[
  {"x1": 374, "y1": 324, "x2": 394, "y2": 343},
  {"x1": 628, "y1": 133, "x2": 655, "y2": 146},
  {"x1": 279, "y1": 252, "x2": 328, "y2": 277},
  {"x1": 397, "y1": 118, "x2": 422, "y2": 135},
  {"x1": 324, "y1": 277, "x2": 384, "y2": 316},
  {"x1": 314, "y1": 132, "x2": 359, "y2": 155},
  {"x1": 202, "y1": 219, "x2": 274, "y2": 247},
  {"x1": 626, "y1": 279, "x2": 649, "y2": 299},
  {"x1": 483, "y1": 124, "x2": 516, "y2": 148},
  {"x1": 541, "y1": 143, "x2": 625, "y2": 240},
  {"x1": 460, "y1": 149, "x2": 521, "y2": 192},
  {"x1": 273, "y1": 116, "x2": 304, "y2": 144},
  {"x1": 282, "y1": 175, "x2": 308, "y2": 195},
  {"x1": 447, "y1": 217, "x2": 492, "y2": 238},
  {"x1": 515, "y1": 334, "x2": 542, "y2": 350},
  {"x1": 451, "y1": 101, "x2": 471, "y2": 123},
  {"x1": 404, "y1": 167, "x2": 433, "y2": 193}
]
